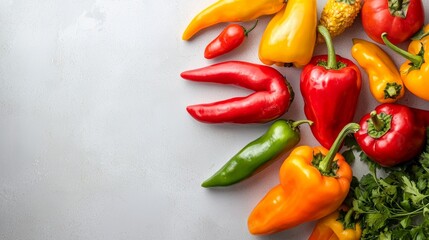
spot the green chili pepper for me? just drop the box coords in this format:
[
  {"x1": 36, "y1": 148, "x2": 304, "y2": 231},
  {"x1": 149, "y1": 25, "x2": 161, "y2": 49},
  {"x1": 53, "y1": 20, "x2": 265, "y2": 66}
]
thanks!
[{"x1": 201, "y1": 119, "x2": 312, "y2": 188}]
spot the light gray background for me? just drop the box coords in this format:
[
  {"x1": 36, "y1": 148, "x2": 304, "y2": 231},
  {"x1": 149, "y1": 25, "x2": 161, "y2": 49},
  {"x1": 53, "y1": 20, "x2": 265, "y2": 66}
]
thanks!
[{"x1": 0, "y1": 0, "x2": 428, "y2": 239}]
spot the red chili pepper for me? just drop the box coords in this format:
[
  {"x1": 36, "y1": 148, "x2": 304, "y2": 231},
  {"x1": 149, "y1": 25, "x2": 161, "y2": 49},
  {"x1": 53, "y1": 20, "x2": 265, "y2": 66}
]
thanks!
[
  {"x1": 204, "y1": 20, "x2": 258, "y2": 59},
  {"x1": 361, "y1": 0, "x2": 424, "y2": 44},
  {"x1": 181, "y1": 61, "x2": 294, "y2": 124},
  {"x1": 354, "y1": 103, "x2": 426, "y2": 167},
  {"x1": 300, "y1": 25, "x2": 361, "y2": 148}
]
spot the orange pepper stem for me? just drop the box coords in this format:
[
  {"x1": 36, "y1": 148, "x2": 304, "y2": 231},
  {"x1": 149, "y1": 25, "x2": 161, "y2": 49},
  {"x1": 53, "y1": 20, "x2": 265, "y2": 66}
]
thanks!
[
  {"x1": 318, "y1": 123, "x2": 360, "y2": 173},
  {"x1": 244, "y1": 20, "x2": 259, "y2": 36},
  {"x1": 318, "y1": 25, "x2": 337, "y2": 70},
  {"x1": 382, "y1": 32, "x2": 423, "y2": 68}
]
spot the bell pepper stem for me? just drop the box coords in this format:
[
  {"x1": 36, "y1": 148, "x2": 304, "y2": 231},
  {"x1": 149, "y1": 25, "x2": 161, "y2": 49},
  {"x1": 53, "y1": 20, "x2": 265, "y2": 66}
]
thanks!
[
  {"x1": 318, "y1": 25, "x2": 337, "y2": 70},
  {"x1": 382, "y1": 32, "x2": 423, "y2": 68},
  {"x1": 244, "y1": 20, "x2": 258, "y2": 36},
  {"x1": 291, "y1": 119, "x2": 313, "y2": 129},
  {"x1": 370, "y1": 111, "x2": 383, "y2": 131},
  {"x1": 367, "y1": 111, "x2": 392, "y2": 139},
  {"x1": 319, "y1": 123, "x2": 360, "y2": 173}
]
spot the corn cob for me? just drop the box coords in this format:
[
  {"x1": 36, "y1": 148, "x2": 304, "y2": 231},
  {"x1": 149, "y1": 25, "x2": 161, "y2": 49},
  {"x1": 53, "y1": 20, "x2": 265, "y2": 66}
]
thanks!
[{"x1": 318, "y1": 0, "x2": 362, "y2": 43}]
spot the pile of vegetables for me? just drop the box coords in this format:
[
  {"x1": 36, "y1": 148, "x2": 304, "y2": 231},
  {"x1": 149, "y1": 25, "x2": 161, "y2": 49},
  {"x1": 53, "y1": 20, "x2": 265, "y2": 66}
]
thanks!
[{"x1": 181, "y1": 0, "x2": 429, "y2": 239}]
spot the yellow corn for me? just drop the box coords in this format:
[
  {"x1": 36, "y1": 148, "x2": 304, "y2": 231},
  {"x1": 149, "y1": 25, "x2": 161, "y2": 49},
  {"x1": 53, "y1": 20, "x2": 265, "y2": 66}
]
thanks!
[{"x1": 318, "y1": 0, "x2": 362, "y2": 43}]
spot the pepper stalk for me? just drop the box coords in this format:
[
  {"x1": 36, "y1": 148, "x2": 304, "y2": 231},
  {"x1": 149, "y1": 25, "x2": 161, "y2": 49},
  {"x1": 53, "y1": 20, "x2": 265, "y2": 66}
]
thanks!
[
  {"x1": 382, "y1": 32, "x2": 424, "y2": 71},
  {"x1": 318, "y1": 25, "x2": 346, "y2": 70},
  {"x1": 315, "y1": 123, "x2": 360, "y2": 175}
]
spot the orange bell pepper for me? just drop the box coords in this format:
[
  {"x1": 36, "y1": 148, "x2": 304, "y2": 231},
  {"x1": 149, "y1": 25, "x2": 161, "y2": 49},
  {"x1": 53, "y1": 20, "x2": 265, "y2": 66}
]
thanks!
[
  {"x1": 247, "y1": 123, "x2": 359, "y2": 235},
  {"x1": 308, "y1": 207, "x2": 362, "y2": 240}
]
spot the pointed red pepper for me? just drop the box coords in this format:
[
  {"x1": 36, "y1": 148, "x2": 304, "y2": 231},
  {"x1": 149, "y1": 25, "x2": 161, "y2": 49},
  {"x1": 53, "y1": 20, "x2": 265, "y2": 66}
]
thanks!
[
  {"x1": 204, "y1": 20, "x2": 258, "y2": 59},
  {"x1": 181, "y1": 61, "x2": 294, "y2": 124},
  {"x1": 300, "y1": 25, "x2": 362, "y2": 148}
]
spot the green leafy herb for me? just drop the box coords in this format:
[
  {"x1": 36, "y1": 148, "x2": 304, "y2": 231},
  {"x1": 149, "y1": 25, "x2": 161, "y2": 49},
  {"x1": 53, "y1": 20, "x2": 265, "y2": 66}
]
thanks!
[{"x1": 344, "y1": 129, "x2": 429, "y2": 239}]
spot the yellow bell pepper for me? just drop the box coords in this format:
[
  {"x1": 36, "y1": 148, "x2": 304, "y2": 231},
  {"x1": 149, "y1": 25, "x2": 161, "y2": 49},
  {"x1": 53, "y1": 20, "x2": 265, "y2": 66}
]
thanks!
[
  {"x1": 182, "y1": 0, "x2": 285, "y2": 40},
  {"x1": 351, "y1": 38, "x2": 404, "y2": 103},
  {"x1": 258, "y1": 0, "x2": 317, "y2": 68},
  {"x1": 382, "y1": 25, "x2": 429, "y2": 101},
  {"x1": 308, "y1": 208, "x2": 362, "y2": 240}
]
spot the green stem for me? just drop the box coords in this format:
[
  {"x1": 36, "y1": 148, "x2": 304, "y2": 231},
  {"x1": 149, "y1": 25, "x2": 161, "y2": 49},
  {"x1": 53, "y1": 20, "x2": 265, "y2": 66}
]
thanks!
[
  {"x1": 391, "y1": 201, "x2": 429, "y2": 218},
  {"x1": 370, "y1": 111, "x2": 384, "y2": 131},
  {"x1": 382, "y1": 32, "x2": 423, "y2": 68},
  {"x1": 343, "y1": 208, "x2": 357, "y2": 229},
  {"x1": 319, "y1": 123, "x2": 360, "y2": 173},
  {"x1": 318, "y1": 25, "x2": 337, "y2": 69},
  {"x1": 291, "y1": 119, "x2": 313, "y2": 129},
  {"x1": 244, "y1": 20, "x2": 258, "y2": 36},
  {"x1": 396, "y1": 0, "x2": 403, "y2": 11}
]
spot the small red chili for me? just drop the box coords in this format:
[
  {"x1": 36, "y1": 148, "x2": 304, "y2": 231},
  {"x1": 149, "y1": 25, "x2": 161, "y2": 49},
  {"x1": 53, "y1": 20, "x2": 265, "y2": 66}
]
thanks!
[{"x1": 204, "y1": 20, "x2": 258, "y2": 59}]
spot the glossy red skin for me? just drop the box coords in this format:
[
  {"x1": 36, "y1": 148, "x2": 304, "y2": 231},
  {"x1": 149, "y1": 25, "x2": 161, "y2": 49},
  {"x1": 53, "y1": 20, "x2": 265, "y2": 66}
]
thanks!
[
  {"x1": 362, "y1": 0, "x2": 424, "y2": 44},
  {"x1": 354, "y1": 103, "x2": 426, "y2": 167},
  {"x1": 204, "y1": 24, "x2": 246, "y2": 59},
  {"x1": 300, "y1": 55, "x2": 362, "y2": 149},
  {"x1": 181, "y1": 61, "x2": 293, "y2": 124},
  {"x1": 411, "y1": 107, "x2": 429, "y2": 127}
]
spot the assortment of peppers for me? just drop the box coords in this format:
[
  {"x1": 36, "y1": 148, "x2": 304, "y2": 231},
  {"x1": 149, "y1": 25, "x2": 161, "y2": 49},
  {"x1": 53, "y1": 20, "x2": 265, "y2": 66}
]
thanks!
[{"x1": 181, "y1": 0, "x2": 429, "y2": 238}]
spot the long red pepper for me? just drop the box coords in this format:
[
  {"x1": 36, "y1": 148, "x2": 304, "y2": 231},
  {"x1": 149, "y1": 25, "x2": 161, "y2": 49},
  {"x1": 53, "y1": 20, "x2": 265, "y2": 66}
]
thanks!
[
  {"x1": 300, "y1": 25, "x2": 361, "y2": 148},
  {"x1": 181, "y1": 61, "x2": 294, "y2": 124}
]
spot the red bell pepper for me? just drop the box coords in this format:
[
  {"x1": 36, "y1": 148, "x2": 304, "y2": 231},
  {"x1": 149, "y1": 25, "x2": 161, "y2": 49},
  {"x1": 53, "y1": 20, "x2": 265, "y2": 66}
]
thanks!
[
  {"x1": 361, "y1": 0, "x2": 424, "y2": 44},
  {"x1": 300, "y1": 25, "x2": 361, "y2": 148},
  {"x1": 181, "y1": 61, "x2": 294, "y2": 124},
  {"x1": 354, "y1": 103, "x2": 426, "y2": 167},
  {"x1": 411, "y1": 107, "x2": 429, "y2": 126},
  {"x1": 204, "y1": 20, "x2": 258, "y2": 59}
]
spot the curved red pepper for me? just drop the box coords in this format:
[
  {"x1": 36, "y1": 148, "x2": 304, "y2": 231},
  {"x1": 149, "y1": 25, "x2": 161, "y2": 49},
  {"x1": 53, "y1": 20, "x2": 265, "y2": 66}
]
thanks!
[
  {"x1": 204, "y1": 21, "x2": 258, "y2": 59},
  {"x1": 181, "y1": 61, "x2": 294, "y2": 124},
  {"x1": 354, "y1": 103, "x2": 426, "y2": 167},
  {"x1": 300, "y1": 26, "x2": 361, "y2": 148}
]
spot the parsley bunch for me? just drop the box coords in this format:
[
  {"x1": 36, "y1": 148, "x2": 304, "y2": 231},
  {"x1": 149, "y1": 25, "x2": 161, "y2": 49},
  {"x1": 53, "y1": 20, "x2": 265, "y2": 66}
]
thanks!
[{"x1": 348, "y1": 129, "x2": 429, "y2": 239}]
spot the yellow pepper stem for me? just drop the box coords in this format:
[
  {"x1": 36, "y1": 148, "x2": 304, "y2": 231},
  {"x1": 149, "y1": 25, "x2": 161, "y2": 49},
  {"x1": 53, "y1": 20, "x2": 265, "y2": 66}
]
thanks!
[{"x1": 318, "y1": 123, "x2": 360, "y2": 174}]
